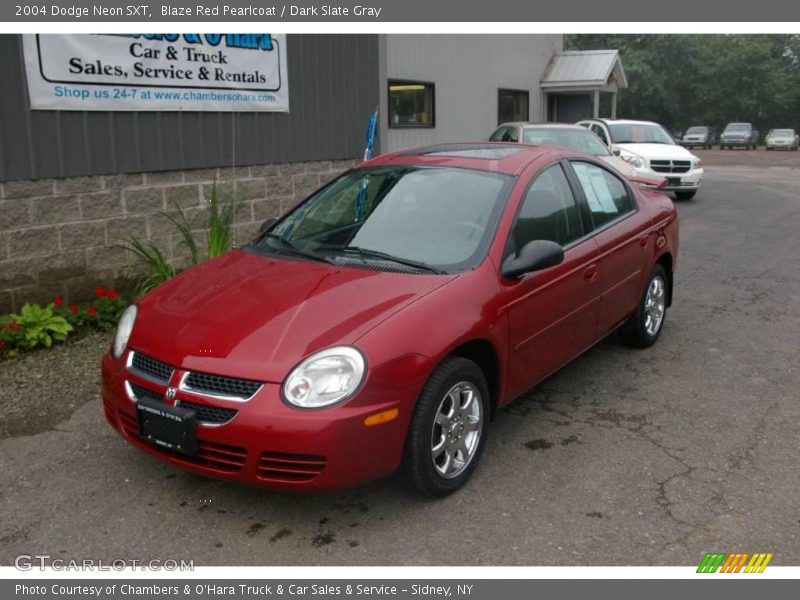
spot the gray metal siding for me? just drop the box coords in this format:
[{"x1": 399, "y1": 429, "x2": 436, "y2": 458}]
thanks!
[
  {"x1": 0, "y1": 34, "x2": 379, "y2": 181},
  {"x1": 381, "y1": 34, "x2": 563, "y2": 152}
]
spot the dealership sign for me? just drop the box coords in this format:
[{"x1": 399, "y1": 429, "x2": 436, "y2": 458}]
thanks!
[{"x1": 22, "y1": 34, "x2": 289, "y2": 111}]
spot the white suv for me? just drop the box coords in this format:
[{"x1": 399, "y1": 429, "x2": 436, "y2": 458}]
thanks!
[{"x1": 577, "y1": 118, "x2": 703, "y2": 199}]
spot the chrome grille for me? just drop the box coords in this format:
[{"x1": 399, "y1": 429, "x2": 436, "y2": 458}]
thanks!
[
  {"x1": 129, "y1": 352, "x2": 174, "y2": 383},
  {"x1": 175, "y1": 400, "x2": 238, "y2": 425},
  {"x1": 650, "y1": 160, "x2": 691, "y2": 174},
  {"x1": 182, "y1": 371, "x2": 262, "y2": 400},
  {"x1": 127, "y1": 381, "x2": 238, "y2": 425},
  {"x1": 127, "y1": 381, "x2": 163, "y2": 403}
]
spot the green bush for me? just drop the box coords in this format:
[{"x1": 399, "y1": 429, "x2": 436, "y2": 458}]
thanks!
[
  {"x1": 0, "y1": 288, "x2": 128, "y2": 359},
  {"x1": 120, "y1": 181, "x2": 238, "y2": 295}
]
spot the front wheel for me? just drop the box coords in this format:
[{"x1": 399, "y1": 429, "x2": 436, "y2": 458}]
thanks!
[
  {"x1": 619, "y1": 264, "x2": 669, "y2": 348},
  {"x1": 403, "y1": 357, "x2": 490, "y2": 497}
]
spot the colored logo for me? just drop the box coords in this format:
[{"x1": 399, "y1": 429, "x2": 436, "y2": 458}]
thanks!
[{"x1": 697, "y1": 552, "x2": 773, "y2": 573}]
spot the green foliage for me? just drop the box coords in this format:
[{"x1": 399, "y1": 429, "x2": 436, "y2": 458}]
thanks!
[
  {"x1": 118, "y1": 236, "x2": 177, "y2": 295},
  {"x1": 8, "y1": 303, "x2": 72, "y2": 351},
  {"x1": 1, "y1": 290, "x2": 129, "y2": 359},
  {"x1": 565, "y1": 34, "x2": 800, "y2": 134},
  {"x1": 120, "y1": 181, "x2": 238, "y2": 296}
]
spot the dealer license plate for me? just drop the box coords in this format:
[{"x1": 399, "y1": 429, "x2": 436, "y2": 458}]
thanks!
[
  {"x1": 667, "y1": 177, "x2": 681, "y2": 187},
  {"x1": 136, "y1": 397, "x2": 198, "y2": 456}
]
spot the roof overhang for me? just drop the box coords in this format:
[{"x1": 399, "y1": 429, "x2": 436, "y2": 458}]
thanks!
[{"x1": 541, "y1": 50, "x2": 628, "y2": 92}]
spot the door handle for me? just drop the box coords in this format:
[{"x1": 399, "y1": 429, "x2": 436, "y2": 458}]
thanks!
[{"x1": 583, "y1": 264, "x2": 599, "y2": 281}]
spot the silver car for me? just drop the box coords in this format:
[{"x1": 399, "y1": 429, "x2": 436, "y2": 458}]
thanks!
[
  {"x1": 765, "y1": 129, "x2": 799, "y2": 151},
  {"x1": 489, "y1": 122, "x2": 661, "y2": 186}
]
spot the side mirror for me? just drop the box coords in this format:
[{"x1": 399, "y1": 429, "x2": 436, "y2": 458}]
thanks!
[
  {"x1": 502, "y1": 240, "x2": 564, "y2": 279},
  {"x1": 259, "y1": 217, "x2": 277, "y2": 233},
  {"x1": 611, "y1": 145, "x2": 621, "y2": 156}
]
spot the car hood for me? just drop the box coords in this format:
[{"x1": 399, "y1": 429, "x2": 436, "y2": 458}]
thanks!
[
  {"x1": 129, "y1": 249, "x2": 457, "y2": 382},
  {"x1": 616, "y1": 143, "x2": 697, "y2": 160},
  {"x1": 721, "y1": 130, "x2": 751, "y2": 137},
  {"x1": 599, "y1": 155, "x2": 635, "y2": 176}
]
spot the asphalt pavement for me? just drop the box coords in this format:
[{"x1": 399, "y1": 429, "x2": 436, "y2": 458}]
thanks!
[{"x1": 1, "y1": 152, "x2": 799, "y2": 566}]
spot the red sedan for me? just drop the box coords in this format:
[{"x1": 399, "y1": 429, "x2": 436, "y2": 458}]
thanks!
[{"x1": 102, "y1": 143, "x2": 678, "y2": 496}]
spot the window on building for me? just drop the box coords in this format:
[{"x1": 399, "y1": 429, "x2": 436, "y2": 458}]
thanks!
[
  {"x1": 498, "y1": 89, "x2": 530, "y2": 125},
  {"x1": 388, "y1": 81, "x2": 435, "y2": 128},
  {"x1": 570, "y1": 161, "x2": 635, "y2": 229}
]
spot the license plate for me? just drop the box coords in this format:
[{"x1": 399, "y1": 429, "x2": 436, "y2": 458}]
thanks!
[
  {"x1": 136, "y1": 397, "x2": 198, "y2": 456},
  {"x1": 667, "y1": 177, "x2": 681, "y2": 187}
]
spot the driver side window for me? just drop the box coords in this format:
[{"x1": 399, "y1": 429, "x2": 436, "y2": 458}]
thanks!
[{"x1": 508, "y1": 164, "x2": 584, "y2": 255}]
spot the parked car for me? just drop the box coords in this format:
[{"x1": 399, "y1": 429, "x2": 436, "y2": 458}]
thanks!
[
  {"x1": 681, "y1": 126, "x2": 716, "y2": 149},
  {"x1": 765, "y1": 128, "x2": 799, "y2": 151},
  {"x1": 719, "y1": 122, "x2": 759, "y2": 149},
  {"x1": 102, "y1": 143, "x2": 678, "y2": 497},
  {"x1": 577, "y1": 118, "x2": 703, "y2": 200},
  {"x1": 489, "y1": 122, "x2": 665, "y2": 188}
]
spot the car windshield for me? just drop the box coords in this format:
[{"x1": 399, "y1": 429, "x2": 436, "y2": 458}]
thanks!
[
  {"x1": 769, "y1": 129, "x2": 794, "y2": 137},
  {"x1": 607, "y1": 123, "x2": 675, "y2": 145},
  {"x1": 685, "y1": 127, "x2": 708, "y2": 135},
  {"x1": 252, "y1": 166, "x2": 512, "y2": 273},
  {"x1": 725, "y1": 123, "x2": 751, "y2": 132},
  {"x1": 522, "y1": 127, "x2": 611, "y2": 157}
]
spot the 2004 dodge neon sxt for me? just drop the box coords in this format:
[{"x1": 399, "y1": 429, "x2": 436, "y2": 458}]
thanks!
[{"x1": 102, "y1": 143, "x2": 678, "y2": 496}]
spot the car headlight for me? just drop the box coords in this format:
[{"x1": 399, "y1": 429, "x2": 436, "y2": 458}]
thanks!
[
  {"x1": 112, "y1": 304, "x2": 138, "y2": 359},
  {"x1": 692, "y1": 158, "x2": 702, "y2": 169},
  {"x1": 283, "y1": 346, "x2": 366, "y2": 408},
  {"x1": 619, "y1": 152, "x2": 646, "y2": 169}
]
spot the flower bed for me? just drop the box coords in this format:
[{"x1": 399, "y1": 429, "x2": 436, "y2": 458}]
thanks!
[{"x1": 0, "y1": 287, "x2": 128, "y2": 359}]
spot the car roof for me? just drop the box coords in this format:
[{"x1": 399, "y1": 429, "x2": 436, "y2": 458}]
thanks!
[
  {"x1": 586, "y1": 118, "x2": 663, "y2": 127},
  {"x1": 498, "y1": 122, "x2": 587, "y2": 131},
  {"x1": 362, "y1": 143, "x2": 557, "y2": 176}
]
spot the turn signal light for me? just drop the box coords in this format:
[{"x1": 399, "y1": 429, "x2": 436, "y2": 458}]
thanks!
[{"x1": 364, "y1": 408, "x2": 399, "y2": 427}]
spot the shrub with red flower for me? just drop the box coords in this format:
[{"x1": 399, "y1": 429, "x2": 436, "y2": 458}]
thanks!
[
  {"x1": 88, "y1": 306, "x2": 98, "y2": 317},
  {"x1": 95, "y1": 287, "x2": 107, "y2": 298},
  {"x1": 53, "y1": 296, "x2": 63, "y2": 308},
  {"x1": 69, "y1": 304, "x2": 78, "y2": 314}
]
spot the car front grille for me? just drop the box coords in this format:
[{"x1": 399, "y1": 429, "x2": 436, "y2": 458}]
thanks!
[
  {"x1": 650, "y1": 159, "x2": 691, "y2": 174},
  {"x1": 175, "y1": 399, "x2": 238, "y2": 425},
  {"x1": 182, "y1": 371, "x2": 262, "y2": 400},
  {"x1": 129, "y1": 352, "x2": 174, "y2": 383},
  {"x1": 257, "y1": 451, "x2": 327, "y2": 483},
  {"x1": 128, "y1": 381, "x2": 164, "y2": 403},
  {"x1": 118, "y1": 411, "x2": 247, "y2": 472}
]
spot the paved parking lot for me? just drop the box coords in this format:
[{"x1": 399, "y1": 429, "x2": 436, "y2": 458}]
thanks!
[{"x1": 1, "y1": 151, "x2": 799, "y2": 566}]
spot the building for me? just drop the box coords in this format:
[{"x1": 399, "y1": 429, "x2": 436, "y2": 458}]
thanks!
[{"x1": 0, "y1": 34, "x2": 623, "y2": 312}]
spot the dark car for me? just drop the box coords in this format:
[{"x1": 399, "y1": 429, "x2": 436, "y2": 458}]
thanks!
[
  {"x1": 102, "y1": 143, "x2": 678, "y2": 497},
  {"x1": 720, "y1": 123, "x2": 759, "y2": 150},
  {"x1": 682, "y1": 126, "x2": 716, "y2": 149}
]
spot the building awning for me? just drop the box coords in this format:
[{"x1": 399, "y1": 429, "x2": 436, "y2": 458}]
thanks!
[{"x1": 541, "y1": 49, "x2": 628, "y2": 92}]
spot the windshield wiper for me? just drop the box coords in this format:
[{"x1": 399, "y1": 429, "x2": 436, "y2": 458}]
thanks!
[
  {"x1": 318, "y1": 245, "x2": 445, "y2": 274},
  {"x1": 260, "y1": 233, "x2": 335, "y2": 265}
]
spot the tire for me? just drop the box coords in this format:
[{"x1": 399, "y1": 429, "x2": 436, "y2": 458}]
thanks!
[
  {"x1": 619, "y1": 264, "x2": 669, "y2": 349},
  {"x1": 675, "y1": 190, "x2": 696, "y2": 200},
  {"x1": 403, "y1": 356, "x2": 490, "y2": 497}
]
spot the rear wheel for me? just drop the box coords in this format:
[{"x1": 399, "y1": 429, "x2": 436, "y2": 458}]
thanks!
[
  {"x1": 619, "y1": 264, "x2": 669, "y2": 348},
  {"x1": 403, "y1": 357, "x2": 489, "y2": 497}
]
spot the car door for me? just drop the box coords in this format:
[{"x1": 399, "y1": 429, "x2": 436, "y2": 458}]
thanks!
[
  {"x1": 489, "y1": 126, "x2": 508, "y2": 141},
  {"x1": 566, "y1": 160, "x2": 652, "y2": 336},
  {"x1": 500, "y1": 162, "x2": 601, "y2": 398}
]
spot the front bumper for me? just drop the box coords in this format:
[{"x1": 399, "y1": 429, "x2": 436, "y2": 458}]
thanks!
[
  {"x1": 720, "y1": 137, "x2": 754, "y2": 147},
  {"x1": 682, "y1": 138, "x2": 710, "y2": 147},
  {"x1": 631, "y1": 166, "x2": 704, "y2": 192},
  {"x1": 766, "y1": 140, "x2": 794, "y2": 149},
  {"x1": 102, "y1": 350, "x2": 421, "y2": 492}
]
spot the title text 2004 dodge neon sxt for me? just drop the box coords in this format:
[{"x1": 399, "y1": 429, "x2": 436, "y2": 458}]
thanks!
[{"x1": 102, "y1": 143, "x2": 678, "y2": 496}]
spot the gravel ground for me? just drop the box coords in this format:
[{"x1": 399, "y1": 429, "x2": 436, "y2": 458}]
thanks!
[{"x1": 0, "y1": 331, "x2": 112, "y2": 437}]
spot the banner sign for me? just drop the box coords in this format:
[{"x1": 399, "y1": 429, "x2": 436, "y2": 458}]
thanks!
[{"x1": 22, "y1": 34, "x2": 289, "y2": 112}]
